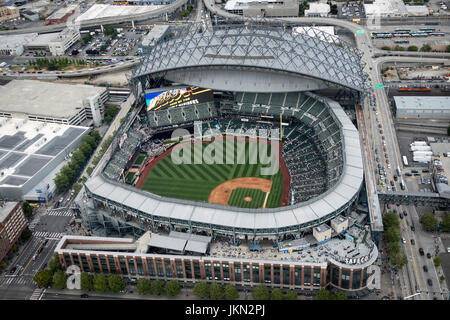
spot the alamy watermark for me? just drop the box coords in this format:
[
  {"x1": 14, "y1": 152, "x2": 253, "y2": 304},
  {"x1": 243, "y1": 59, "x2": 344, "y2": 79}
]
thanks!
[{"x1": 170, "y1": 121, "x2": 280, "y2": 176}]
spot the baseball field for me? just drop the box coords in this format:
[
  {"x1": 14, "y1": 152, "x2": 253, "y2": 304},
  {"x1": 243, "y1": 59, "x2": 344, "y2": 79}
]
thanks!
[{"x1": 138, "y1": 138, "x2": 285, "y2": 209}]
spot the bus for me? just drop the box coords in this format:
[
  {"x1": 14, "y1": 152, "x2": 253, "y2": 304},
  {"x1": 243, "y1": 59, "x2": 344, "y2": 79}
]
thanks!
[
  {"x1": 419, "y1": 27, "x2": 436, "y2": 32},
  {"x1": 394, "y1": 39, "x2": 409, "y2": 44},
  {"x1": 395, "y1": 28, "x2": 411, "y2": 33},
  {"x1": 411, "y1": 32, "x2": 428, "y2": 37},
  {"x1": 402, "y1": 156, "x2": 408, "y2": 166},
  {"x1": 430, "y1": 32, "x2": 445, "y2": 37},
  {"x1": 392, "y1": 33, "x2": 410, "y2": 38},
  {"x1": 396, "y1": 166, "x2": 401, "y2": 176}
]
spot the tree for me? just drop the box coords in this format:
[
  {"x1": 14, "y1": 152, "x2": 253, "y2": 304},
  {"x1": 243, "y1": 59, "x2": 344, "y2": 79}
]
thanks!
[
  {"x1": 22, "y1": 201, "x2": 33, "y2": 218},
  {"x1": 137, "y1": 278, "x2": 151, "y2": 295},
  {"x1": 21, "y1": 228, "x2": 32, "y2": 241},
  {"x1": 252, "y1": 285, "x2": 269, "y2": 300},
  {"x1": 71, "y1": 150, "x2": 86, "y2": 167},
  {"x1": 420, "y1": 212, "x2": 438, "y2": 231},
  {"x1": 439, "y1": 275, "x2": 445, "y2": 282},
  {"x1": 383, "y1": 211, "x2": 399, "y2": 230},
  {"x1": 407, "y1": 45, "x2": 419, "y2": 52},
  {"x1": 83, "y1": 134, "x2": 97, "y2": 150},
  {"x1": 54, "y1": 172, "x2": 70, "y2": 192},
  {"x1": 284, "y1": 290, "x2": 298, "y2": 300},
  {"x1": 224, "y1": 284, "x2": 239, "y2": 300},
  {"x1": 90, "y1": 130, "x2": 102, "y2": 144},
  {"x1": 12, "y1": 245, "x2": 18, "y2": 253},
  {"x1": 80, "y1": 272, "x2": 94, "y2": 291},
  {"x1": 315, "y1": 288, "x2": 330, "y2": 300},
  {"x1": 440, "y1": 214, "x2": 450, "y2": 232},
  {"x1": 391, "y1": 250, "x2": 407, "y2": 270},
  {"x1": 420, "y1": 44, "x2": 432, "y2": 52},
  {"x1": 0, "y1": 262, "x2": 7, "y2": 270},
  {"x1": 151, "y1": 279, "x2": 165, "y2": 295},
  {"x1": 193, "y1": 281, "x2": 210, "y2": 299},
  {"x1": 270, "y1": 288, "x2": 284, "y2": 300},
  {"x1": 48, "y1": 253, "x2": 61, "y2": 274},
  {"x1": 433, "y1": 256, "x2": 442, "y2": 267},
  {"x1": 332, "y1": 291, "x2": 348, "y2": 300},
  {"x1": 33, "y1": 269, "x2": 53, "y2": 288},
  {"x1": 60, "y1": 165, "x2": 76, "y2": 182},
  {"x1": 79, "y1": 141, "x2": 93, "y2": 158},
  {"x1": 165, "y1": 280, "x2": 181, "y2": 297},
  {"x1": 394, "y1": 45, "x2": 404, "y2": 51},
  {"x1": 52, "y1": 270, "x2": 67, "y2": 289},
  {"x1": 209, "y1": 283, "x2": 224, "y2": 300},
  {"x1": 94, "y1": 274, "x2": 109, "y2": 292},
  {"x1": 384, "y1": 227, "x2": 401, "y2": 243},
  {"x1": 108, "y1": 275, "x2": 125, "y2": 293},
  {"x1": 381, "y1": 46, "x2": 391, "y2": 51},
  {"x1": 446, "y1": 45, "x2": 450, "y2": 53}
]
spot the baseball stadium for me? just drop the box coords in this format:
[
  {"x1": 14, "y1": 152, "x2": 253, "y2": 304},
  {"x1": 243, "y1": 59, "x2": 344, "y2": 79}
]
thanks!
[
  {"x1": 82, "y1": 22, "x2": 367, "y2": 242},
  {"x1": 70, "y1": 22, "x2": 381, "y2": 293}
]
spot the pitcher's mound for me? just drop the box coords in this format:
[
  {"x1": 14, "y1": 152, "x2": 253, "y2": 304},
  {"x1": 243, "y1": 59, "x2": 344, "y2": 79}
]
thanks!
[{"x1": 244, "y1": 197, "x2": 252, "y2": 202}]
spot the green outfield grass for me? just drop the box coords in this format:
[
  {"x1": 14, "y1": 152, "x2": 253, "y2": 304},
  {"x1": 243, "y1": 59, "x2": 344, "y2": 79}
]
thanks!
[
  {"x1": 141, "y1": 139, "x2": 283, "y2": 208},
  {"x1": 228, "y1": 188, "x2": 266, "y2": 209}
]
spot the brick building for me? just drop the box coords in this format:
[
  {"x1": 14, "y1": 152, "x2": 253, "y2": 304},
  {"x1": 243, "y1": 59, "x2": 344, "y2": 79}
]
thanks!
[{"x1": 0, "y1": 202, "x2": 28, "y2": 262}]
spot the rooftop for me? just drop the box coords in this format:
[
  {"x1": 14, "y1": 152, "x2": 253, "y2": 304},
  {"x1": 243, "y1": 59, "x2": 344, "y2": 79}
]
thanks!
[
  {"x1": 0, "y1": 33, "x2": 38, "y2": 50},
  {"x1": 305, "y1": 2, "x2": 330, "y2": 14},
  {"x1": 141, "y1": 25, "x2": 170, "y2": 47},
  {"x1": 0, "y1": 80, "x2": 106, "y2": 119},
  {"x1": 0, "y1": 201, "x2": 18, "y2": 223},
  {"x1": 224, "y1": 0, "x2": 296, "y2": 10},
  {"x1": 394, "y1": 96, "x2": 450, "y2": 111},
  {"x1": 46, "y1": 4, "x2": 77, "y2": 20},
  {"x1": 364, "y1": 0, "x2": 407, "y2": 16},
  {"x1": 75, "y1": 4, "x2": 161, "y2": 23},
  {"x1": 0, "y1": 117, "x2": 89, "y2": 188}
]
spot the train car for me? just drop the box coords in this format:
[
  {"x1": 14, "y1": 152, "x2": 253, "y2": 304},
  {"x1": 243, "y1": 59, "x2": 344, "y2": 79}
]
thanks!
[
  {"x1": 430, "y1": 32, "x2": 445, "y2": 37},
  {"x1": 410, "y1": 32, "x2": 428, "y2": 37},
  {"x1": 397, "y1": 87, "x2": 411, "y2": 92},
  {"x1": 412, "y1": 86, "x2": 430, "y2": 92}
]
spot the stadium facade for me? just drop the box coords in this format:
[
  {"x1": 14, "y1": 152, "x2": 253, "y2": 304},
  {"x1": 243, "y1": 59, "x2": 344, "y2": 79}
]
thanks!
[{"x1": 76, "y1": 23, "x2": 375, "y2": 292}]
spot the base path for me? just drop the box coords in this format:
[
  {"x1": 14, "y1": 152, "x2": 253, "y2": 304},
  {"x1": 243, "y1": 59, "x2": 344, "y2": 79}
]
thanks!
[{"x1": 208, "y1": 177, "x2": 272, "y2": 207}]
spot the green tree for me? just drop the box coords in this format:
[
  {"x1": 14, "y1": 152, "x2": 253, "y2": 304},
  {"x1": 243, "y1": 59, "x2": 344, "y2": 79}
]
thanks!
[
  {"x1": 381, "y1": 46, "x2": 391, "y2": 51},
  {"x1": 52, "y1": 270, "x2": 67, "y2": 289},
  {"x1": 12, "y1": 245, "x2": 18, "y2": 253},
  {"x1": 94, "y1": 274, "x2": 109, "y2": 292},
  {"x1": 79, "y1": 141, "x2": 93, "y2": 158},
  {"x1": 420, "y1": 212, "x2": 438, "y2": 231},
  {"x1": 420, "y1": 44, "x2": 432, "y2": 52},
  {"x1": 60, "y1": 165, "x2": 76, "y2": 182},
  {"x1": 83, "y1": 135, "x2": 97, "y2": 150},
  {"x1": 384, "y1": 227, "x2": 401, "y2": 243},
  {"x1": 165, "y1": 280, "x2": 181, "y2": 297},
  {"x1": 440, "y1": 213, "x2": 450, "y2": 232},
  {"x1": 71, "y1": 150, "x2": 86, "y2": 167},
  {"x1": 284, "y1": 290, "x2": 298, "y2": 300},
  {"x1": 394, "y1": 45, "x2": 405, "y2": 51},
  {"x1": 151, "y1": 279, "x2": 165, "y2": 295},
  {"x1": 315, "y1": 288, "x2": 330, "y2": 300},
  {"x1": 108, "y1": 275, "x2": 125, "y2": 293},
  {"x1": 252, "y1": 285, "x2": 270, "y2": 300},
  {"x1": 434, "y1": 256, "x2": 442, "y2": 267},
  {"x1": 86, "y1": 166, "x2": 94, "y2": 176},
  {"x1": 21, "y1": 228, "x2": 32, "y2": 241},
  {"x1": 22, "y1": 201, "x2": 33, "y2": 218},
  {"x1": 391, "y1": 250, "x2": 407, "y2": 270},
  {"x1": 440, "y1": 275, "x2": 445, "y2": 282},
  {"x1": 224, "y1": 284, "x2": 239, "y2": 300},
  {"x1": 446, "y1": 45, "x2": 450, "y2": 53},
  {"x1": 270, "y1": 288, "x2": 284, "y2": 300},
  {"x1": 54, "y1": 172, "x2": 70, "y2": 192},
  {"x1": 193, "y1": 281, "x2": 210, "y2": 299},
  {"x1": 80, "y1": 272, "x2": 94, "y2": 291},
  {"x1": 0, "y1": 262, "x2": 7, "y2": 269},
  {"x1": 48, "y1": 253, "x2": 62, "y2": 274},
  {"x1": 137, "y1": 278, "x2": 151, "y2": 295},
  {"x1": 33, "y1": 269, "x2": 53, "y2": 288},
  {"x1": 72, "y1": 183, "x2": 82, "y2": 197},
  {"x1": 332, "y1": 291, "x2": 348, "y2": 300},
  {"x1": 383, "y1": 211, "x2": 399, "y2": 229},
  {"x1": 407, "y1": 45, "x2": 419, "y2": 52},
  {"x1": 209, "y1": 283, "x2": 224, "y2": 300},
  {"x1": 90, "y1": 130, "x2": 102, "y2": 144}
]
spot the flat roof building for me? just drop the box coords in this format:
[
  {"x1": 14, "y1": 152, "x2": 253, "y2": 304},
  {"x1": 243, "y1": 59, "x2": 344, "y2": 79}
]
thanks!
[
  {"x1": 0, "y1": 201, "x2": 27, "y2": 262},
  {"x1": 0, "y1": 117, "x2": 90, "y2": 201},
  {"x1": 364, "y1": 0, "x2": 407, "y2": 17},
  {"x1": 45, "y1": 4, "x2": 78, "y2": 25},
  {"x1": 313, "y1": 224, "x2": 332, "y2": 243},
  {"x1": 138, "y1": 25, "x2": 170, "y2": 55},
  {"x1": 224, "y1": 0, "x2": 299, "y2": 17},
  {"x1": 75, "y1": 4, "x2": 161, "y2": 24},
  {"x1": 0, "y1": 5, "x2": 20, "y2": 22},
  {"x1": 0, "y1": 33, "x2": 38, "y2": 56},
  {"x1": 406, "y1": 5, "x2": 429, "y2": 16},
  {"x1": 305, "y1": 2, "x2": 330, "y2": 17},
  {"x1": 394, "y1": 96, "x2": 450, "y2": 119},
  {"x1": 0, "y1": 80, "x2": 108, "y2": 126}
]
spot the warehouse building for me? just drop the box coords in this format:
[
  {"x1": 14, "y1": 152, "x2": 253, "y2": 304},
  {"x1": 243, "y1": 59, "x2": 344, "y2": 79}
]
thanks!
[
  {"x1": 364, "y1": 0, "x2": 407, "y2": 18},
  {"x1": 224, "y1": 0, "x2": 299, "y2": 17},
  {"x1": 22, "y1": 28, "x2": 80, "y2": 56},
  {"x1": 0, "y1": 117, "x2": 90, "y2": 201},
  {"x1": 394, "y1": 96, "x2": 450, "y2": 119},
  {"x1": 0, "y1": 33, "x2": 37, "y2": 56},
  {"x1": 45, "y1": 4, "x2": 78, "y2": 25},
  {"x1": 0, "y1": 80, "x2": 109, "y2": 127},
  {"x1": 0, "y1": 202, "x2": 27, "y2": 262},
  {"x1": 406, "y1": 5, "x2": 429, "y2": 16},
  {"x1": 305, "y1": 2, "x2": 330, "y2": 17}
]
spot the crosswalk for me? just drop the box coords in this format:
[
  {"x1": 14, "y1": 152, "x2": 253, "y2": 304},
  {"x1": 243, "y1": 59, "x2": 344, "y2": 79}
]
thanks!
[
  {"x1": 46, "y1": 209, "x2": 74, "y2": 217},
  {"x1": 0, "y1": 276, "x2": 35, "y2": 287},
  {"x1": 30, "y1": 288, "x2": 45, "y2": 300},
  {"x1": 33, "y1": 231, "x2": 64, "y2": 239}
]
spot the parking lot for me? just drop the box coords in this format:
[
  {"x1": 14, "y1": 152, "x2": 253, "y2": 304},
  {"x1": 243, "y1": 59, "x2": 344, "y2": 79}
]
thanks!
[{"x1": 338, "y1": 2, "x2": 364, "y2": 19}]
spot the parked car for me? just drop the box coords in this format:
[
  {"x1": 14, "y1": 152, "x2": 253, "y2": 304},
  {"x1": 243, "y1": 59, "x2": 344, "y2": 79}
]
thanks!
[
  {"x1": 410, "y1": 239, "x2": 415, "y2": 245},
  {"x1": 419, "y1": 248, "x2": 424, "y2": 256},
  {"x1": 411, "y1": 225, "x2": 415, "y2": 231},
  {"x1": 80, "y1": 293, "x2": 89, "y2": 298},
  {"x1": 403, "y1": 210, "x2": 407, "y2": 216},
  {"x1": 399, "y1": 213, "x2": 403, "y2": 219},
  {"x1": 402, "y1": 237, "x2": 406, "y2": 244},
  {"x1": 427, "y1": 279, "x2": 432, "y2": 286},
  {"x1": 423, "y1": 265, "x2": 428, "y2": 272},
  {"x1": 427, "y1": 252, "x2": 431, "y2": 259}
]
